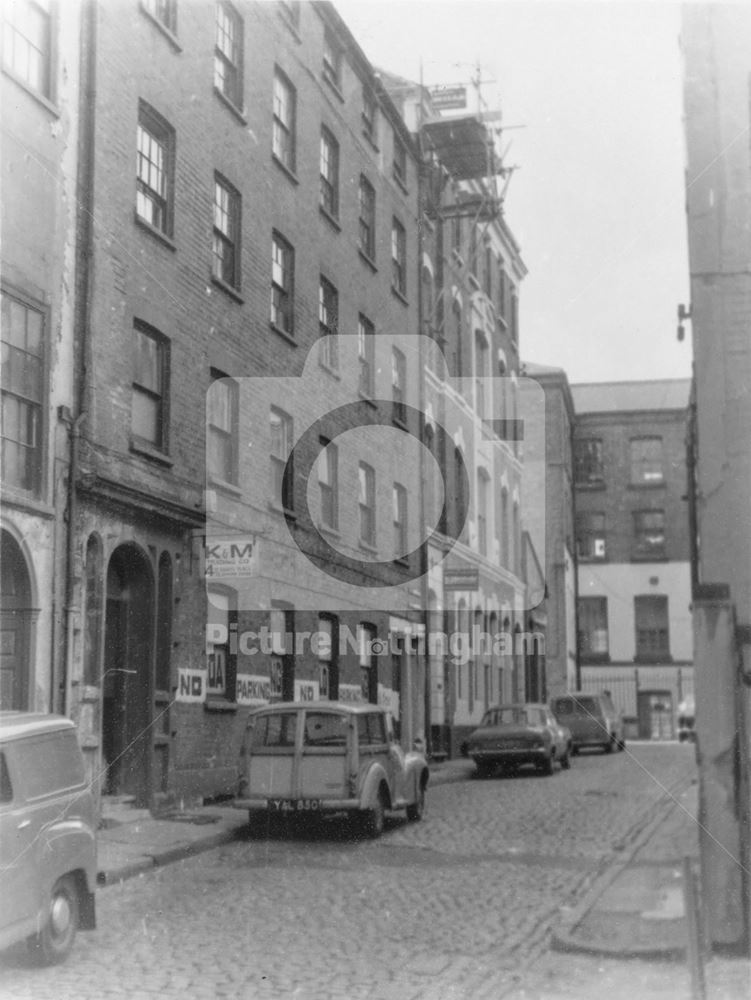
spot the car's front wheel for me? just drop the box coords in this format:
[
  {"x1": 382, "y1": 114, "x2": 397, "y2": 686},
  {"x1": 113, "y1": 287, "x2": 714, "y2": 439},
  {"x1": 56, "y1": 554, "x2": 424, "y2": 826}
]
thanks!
[
  {"x1": 539, "y1": 752, "x2": 555, "y2": 776},
  {"x1": 406, "y1": 785, "x2": 425, "y2": 822},
  {"x1": 29, "y1": 875, "x2": 80, "y2": 965}
]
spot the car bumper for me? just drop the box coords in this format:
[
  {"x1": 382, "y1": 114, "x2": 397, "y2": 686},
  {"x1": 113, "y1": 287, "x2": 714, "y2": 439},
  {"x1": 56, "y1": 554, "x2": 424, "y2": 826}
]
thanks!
[
  {"x1": 234, "y1": 796, "x2": 363, "y2": 813},
  {"x1": 470, "y1": 747, "x2": 548, "y2": 765}
]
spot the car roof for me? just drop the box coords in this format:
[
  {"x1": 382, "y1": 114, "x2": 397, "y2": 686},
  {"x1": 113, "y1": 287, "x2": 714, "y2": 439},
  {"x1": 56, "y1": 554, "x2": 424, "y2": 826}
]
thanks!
[
  {"x1": 247, "y1": 700, "x2": 384, "y2": 716},
  {"x1": 0, "y1": 711, "x2": 77, "y2": 742},
  {"x1": 484, "y1": 703, "x2": 548, "y2": 711}
]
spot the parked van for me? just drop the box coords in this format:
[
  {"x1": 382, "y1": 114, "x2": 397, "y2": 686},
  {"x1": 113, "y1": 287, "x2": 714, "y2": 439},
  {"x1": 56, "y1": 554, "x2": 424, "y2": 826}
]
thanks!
[
  {"x1": 0, "y1": 713, "x2": 97, "y2": 964},
  {"x1": 550, "y1": 692, "x2": 625, "y2": 754}
]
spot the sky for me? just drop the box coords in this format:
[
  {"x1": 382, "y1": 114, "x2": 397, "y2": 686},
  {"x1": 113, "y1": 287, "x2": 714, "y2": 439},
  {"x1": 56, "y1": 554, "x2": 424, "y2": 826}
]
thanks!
[{"x1": 336, "y1": 0, "x2": 693, "y2": 385}]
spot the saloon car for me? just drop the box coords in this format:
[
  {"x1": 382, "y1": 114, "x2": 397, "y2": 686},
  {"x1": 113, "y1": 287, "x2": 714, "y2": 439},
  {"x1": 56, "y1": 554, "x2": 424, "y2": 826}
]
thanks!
[
  {"x1": 0, "y1": 713, "x2": 97, "y2": 964},
  {"x1": 465, "y1": 703, "x2": 572, "y2": 777},
  {"x1": 234, "y1": 702, "x2": 429, "y2": 837}
]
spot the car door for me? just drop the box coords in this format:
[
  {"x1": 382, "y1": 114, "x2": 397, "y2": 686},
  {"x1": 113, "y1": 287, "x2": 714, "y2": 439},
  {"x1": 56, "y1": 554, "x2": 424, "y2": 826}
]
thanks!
[{"x1": 0, "y1": 745, "x2": 39, "y2": 940}]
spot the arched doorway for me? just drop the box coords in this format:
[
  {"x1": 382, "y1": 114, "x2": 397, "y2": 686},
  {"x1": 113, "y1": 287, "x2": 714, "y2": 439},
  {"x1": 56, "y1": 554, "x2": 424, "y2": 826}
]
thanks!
[
  {"x1": 0, "y1": 530, "x2": 33, "y2": 709},
  {"x1": 102, "y1": 544, "x2": 154, "y2": 806}
]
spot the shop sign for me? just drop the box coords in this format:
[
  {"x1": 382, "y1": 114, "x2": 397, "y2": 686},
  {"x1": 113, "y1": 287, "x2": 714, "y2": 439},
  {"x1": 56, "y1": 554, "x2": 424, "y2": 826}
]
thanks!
[{"x1": 428, "y1": 84, "x2": 467, "y2": 110}]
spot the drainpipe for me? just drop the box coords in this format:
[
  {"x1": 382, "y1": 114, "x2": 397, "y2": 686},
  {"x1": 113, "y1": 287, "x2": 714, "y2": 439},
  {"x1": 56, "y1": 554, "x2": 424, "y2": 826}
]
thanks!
[{"x1": 60, "y1": 0, "x2": 96, "y2": 714}]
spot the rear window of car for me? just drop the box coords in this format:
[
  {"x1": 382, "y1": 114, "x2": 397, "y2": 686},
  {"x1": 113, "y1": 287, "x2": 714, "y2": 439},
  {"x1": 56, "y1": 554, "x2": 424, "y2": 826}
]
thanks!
[
  {"x1": 357, "y1": 712, "x2": 387, "y2": 746},
  {"x1": 482, "y1": 707, "x2": 542, "y2": 727},
  {"x1": 553, "y1": 697, "x2": 599, "y2": 717},
  {"x1": 14, "y1": 731, "x2": 85, "y2": 800},
  {"x1": 304, "y1": 712, "x2": 348, "y2": 747},
  {"x1": 250, "y1": 712, "x2": 298, "y2": 749}
]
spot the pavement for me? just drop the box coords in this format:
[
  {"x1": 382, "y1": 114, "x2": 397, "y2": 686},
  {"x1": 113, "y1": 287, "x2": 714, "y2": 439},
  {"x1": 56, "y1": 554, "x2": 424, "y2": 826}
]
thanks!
[{"x1": 96, "y1": 753, "x2": 750, "y2": 999}]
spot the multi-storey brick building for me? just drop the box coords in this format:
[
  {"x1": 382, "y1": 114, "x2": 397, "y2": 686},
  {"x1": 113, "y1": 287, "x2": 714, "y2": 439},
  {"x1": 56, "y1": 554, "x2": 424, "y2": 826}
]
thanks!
[
  {"x1": 41, "y1": 0, "x2": 424, "y2": 809},
  {"x1": 381, "y1": 73, "x2": 532, "y2": 755},
  {"x1": 571, "y1": 379, "x2": 693, "y2": 737},
  {"x1": 1, "y1": 2, "x2": 82, "y2": 715},
  {"x1": 682, "y1": 3, "x2": 751, "y2": 949}
]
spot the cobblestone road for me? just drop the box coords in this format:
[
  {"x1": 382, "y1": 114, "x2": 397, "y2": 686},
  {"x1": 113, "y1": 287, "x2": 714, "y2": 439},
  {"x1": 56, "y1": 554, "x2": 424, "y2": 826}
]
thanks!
[{"x1": 0, "y1": 744, "x2": 697, "y2": 1000}]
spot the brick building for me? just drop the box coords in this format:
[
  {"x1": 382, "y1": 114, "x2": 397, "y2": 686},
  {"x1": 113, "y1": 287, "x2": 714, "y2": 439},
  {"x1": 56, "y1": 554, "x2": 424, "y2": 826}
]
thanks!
[
  {"x1": 682, "y1": 3, "x2": 751, "y2": 949},
  {"x1": 1, "y1": 2, "x2": 82, "y2": 715},
  {"x1": 35, "y1": 0, "x2": 424, "y2": 809},
  {"x1": 571, "y1": 379, "x2": 693, "y2": 737}
]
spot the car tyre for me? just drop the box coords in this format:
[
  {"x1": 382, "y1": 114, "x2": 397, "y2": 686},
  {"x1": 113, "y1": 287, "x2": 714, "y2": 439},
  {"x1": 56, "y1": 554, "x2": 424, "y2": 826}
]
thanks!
[
  {"x1": 540, "y1": 752, "x2": 555, "y2": 776},
  {"x1": 604, "y1": 737, "x2": 614, "y2": 754},
  {"x1": 560, "y1": 746, "x2": 571, "y2": 770},
  {"x1": 363, "y1": 789, "x2": 386, "y2": 838},
  {"x1": 475, "y1": 760, "x2": 494, "y2": 779},
  {"x1": 617, "y1": 737, "x2": 626, "y2": 752},
  {"x1": 29, "y1": 874, "x2": 79, "y2": 965},
  {"x1": 406, "y1": 785, "x2": 425, "y2": 822}
]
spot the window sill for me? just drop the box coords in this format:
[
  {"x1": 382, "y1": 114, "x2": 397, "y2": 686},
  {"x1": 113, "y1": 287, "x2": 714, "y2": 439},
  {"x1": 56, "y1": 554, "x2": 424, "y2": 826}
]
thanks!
[
  {"x1": 318, "y1": 522, "x2": 341, "y2": 540},
  {"x1": 393, "y1": 173, "x2": 409, "y2": 197},
  {"x1": 208, "y1": 476, "x2": 242, "y2": 498},
  {"x1": 359, "y1": 540, "x2": 378, "y2": 555},
  {"x1": 204, "y1": 698, "x2": 238, "y2": 713},
  {"x1": 322, "y1": 73, "x2": 345, "y2": 103},
  {"x1": 362, "y1": 130, "x2": 379, "y2": 153},
  {"x1": 468, "y1": 274, "x2": 481, "y2": 291},
  {"x1": 318, "y1": 360, "x2": 341, "y2": 380},
  {"x1": 577, "y1": 555, "x2": 608, "y2": 564},
  {"x1": 270, "y1": 322, "x2": 297, "y2": 347},
  {"x1": 451, "y1": 250, "x2": 465, "y2": 268},
  {"x1": 580, "y1": 654, "x2": 611, "y2": 664},
  {"x1": 268, "y1": 501, "x2": 297, "y2": 522},
  {"x1": 213, "y1": 86, "x2": 247, "y2": 124},
  {"x1": 630, "y1": 553, "x2": 668, "y2": 563},
  {"x1": 393, "y1": 556, "x2": 410, "y2": 568},
  {"x1": 1, "y1": 66, "x2": 59, "y2": 116},
  {"x1": 391, "y1": 286, "x2": 409, "y2": 306},
  {"x1": 392, "y1": 417, "x2": 408, "y2": 431},
  {"x1": 135, "y1": 213, "x2": 177, "y2": 251},
  {"x1": 358, "y1": 249, "x2": 378, "y2": 273},
  {"x1": 0, "y1": 487, "x2": 55, "y2": 518},
  {"x1": 358, "y1": 391, "x2": 377, "y2": 409},
  {"x1": 211, "y1": 274, "x2": 243, "y2": 303},
  {"x1": 139, "y1": 4, "x2": 182, "y2": 51},
  {"x1": 628, "y1": 481, "x2": 666, "y2": 490},
  {"x1": 272, "y1": 155, "x2": 299, "y2": 185},
  {"x1": 575, "y1": 481, "x2": 606, "y2": 491},
  {"x1": 633, "y1": 654, "x2": 673, "y2": 665},
  {"x1": 130, "y1": 438, "x2": 173, "y2": 466},
  {"x1": 319, "y1": 205, "x2": 341, "y2": 232},
  {"x1": 277, "y1": 9, "x2": 302, "y2": 43}
]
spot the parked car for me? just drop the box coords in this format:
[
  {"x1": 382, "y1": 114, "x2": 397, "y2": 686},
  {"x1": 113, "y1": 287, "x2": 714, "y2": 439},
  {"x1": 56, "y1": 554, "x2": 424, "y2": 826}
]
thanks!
[
  {"x1": 550, "y1": 692, "x2": 625, "y2": 754},
  {"x1": 0, "y1": 712, "x2": 97, "y2": 964},
  {"x1": 234, "y1": 701, "x2": 429, "y2": 837},
  {"x1": 465, "y1": 703, "x2": 572, "y2": 777},
  {"x1": 677, "y1": 696, "x2": 696, "y2": 743}
]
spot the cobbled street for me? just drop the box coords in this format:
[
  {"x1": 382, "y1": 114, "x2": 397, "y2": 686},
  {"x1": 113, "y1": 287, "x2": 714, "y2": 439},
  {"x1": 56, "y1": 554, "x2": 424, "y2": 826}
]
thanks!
[{"x1": 0, "y1": 745, "x2": 697, "y2": 1000}]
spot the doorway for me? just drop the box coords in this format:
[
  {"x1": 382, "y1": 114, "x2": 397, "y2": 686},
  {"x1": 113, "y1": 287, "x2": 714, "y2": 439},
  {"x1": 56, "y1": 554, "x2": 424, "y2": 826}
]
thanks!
[
  {"x1": 0, "y1": 530, "x2": 32, "y2": 709},
  {"x1": 102, "y1": 544, "x2": 154, "y2": 805}
]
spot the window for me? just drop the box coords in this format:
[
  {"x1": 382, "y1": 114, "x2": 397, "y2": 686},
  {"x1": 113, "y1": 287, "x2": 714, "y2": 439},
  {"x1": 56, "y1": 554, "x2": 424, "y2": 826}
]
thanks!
[
  {"x1": 272, "y1": 69, "x2": 296, "y2": 172},
  {"x1": 476, "y1": 470, "x2": 489, "y2": 556},
  {"x1": 393, "y1": 483, "x2": 407, "y2": 559},
  {"x1": 358, "y1": 176, "x2": 375, "y2": 260},
  {"x1": 630, "y1": 437, "x2": 663, "y2": 484},
  {"x1": 132, "y1": 322, "x2": 168, "y2": 450},
  {"x1": 207, "y1": 589, "x2": 237, "y2": 701},
  {"x1": 136, "y1": 103, "x2": 174, "y2": 236},
  {"x1": 270, "y1": 407, "x2": 293, "y2": 510},
  {"x1": 362, "y1": 88, "x2": 377, "y2": 145},
  {"x1": 633, "y1": 509, "x2": 666, "y2": 559},
  {"x1": 358, "y1": 314, "x2": 375, "y2": 397},
  {"x1": 391, "y1": 217, "x2": 406, "y2": 296},
  {"x1": 574, "y1": 438, "x2": 604, "y2": 485},
  {"x1": 318, "y1": 438, "x2": 338, "y2": 529},
  {"x1": 475, "y1": 331, "x2": 489, "y2": 418},
  {"x1": 451, "y1": 214, "x2": 462, "y2": 257},
  {"x1": 319, "y1": 127, "x2": 339, "y2": 217},
  {"x1": 484, "y1": 246, "x2": 493, "y2": 299},
  {"x1": 359, "y1": 462, "x2": 376, "y2": 546},
  {"x1": 322, "y1": 25, "x2": 341, "y2": 90},
  {"x1": 207, "y1": 374, "x2": 237, "y2": 484},
  {"x1": 317, "y1": 616, "x2": 335, "y2": 700},
  {"x1": 576, "y1": 512, "x2": 606, "y2": 560},
  {"x1": 393, "y1": 132, "x2": 407, "y2": 188},
  {"x1": 452, "y1": 299, "x2": 463, "y2": 378},
  {"x1": 142, "y1": 0, "x2": 177, "y2": 33},
  {"x1": 497, "y1": 264, "x2": 506, "y2": 319},
  {"x1": 358, "y1": 622, "x2": 377, "y2": 700},
  {"x1": 279, "y1": 1, "x2": 300, "y2": 30},
  {"x1": 271, "y1": 232, "x2": 294, "y2": 334},
  {"x1": 318, "y1": 277, "x2": 338, "y2": 371},
  {"x1": 269, "y1": 604, "x2": 293, "y2": 701},
  {"x1": 2, "y1": 0, "x2": 52, "y2": 97},
  {"x1": 2, "y1": 290, "x2": 44, "y2": 494},
  {"x1": 510, "y1": 293, "x2": 518, "y2": 342},
  {"x1": 212, "y1": 174, "x2": 241, "y2": 289},
  {"x1": 634, "y1": 595, "x2": 669, "y2": 661},
  {"x1": 214, "y1": 1, "x2": 243, "y2": 109},
  {"x1": 469, "y1": 225, "x2": 478, "y2": 278},
  {"x1": 392, "y1": 347, "x2": 406, "y2": 425},
  {"x1": 577, "y1": 597, "x2": 609, "y2": 659}
]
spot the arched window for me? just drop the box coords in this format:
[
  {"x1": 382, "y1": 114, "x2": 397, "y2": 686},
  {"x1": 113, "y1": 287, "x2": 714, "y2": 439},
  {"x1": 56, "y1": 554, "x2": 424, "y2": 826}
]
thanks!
[{"x1": 83, "y1": 535, "x2": 103, "y2": 687}]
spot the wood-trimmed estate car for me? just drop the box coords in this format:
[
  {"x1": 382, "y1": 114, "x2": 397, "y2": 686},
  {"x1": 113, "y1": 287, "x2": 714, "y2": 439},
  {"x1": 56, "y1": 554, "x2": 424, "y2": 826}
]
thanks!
[{"x1": 234, "y1": 702, "x2": 429, "y2": 837}]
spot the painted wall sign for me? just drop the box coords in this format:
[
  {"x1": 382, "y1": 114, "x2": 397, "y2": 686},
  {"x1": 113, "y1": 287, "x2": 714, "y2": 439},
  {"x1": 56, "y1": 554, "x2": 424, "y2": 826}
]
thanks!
[
  {"x1": 205, "y1": 537, "x2": 258, "y2": 578},
  {"x1": 378, "y1": 684, "x2": 400, "y2": 720},
  {"x1": 338, "y1": 683, "x2": 365, "y2": 704},
  {"x1": 176, "y1": 668, "x2": 206, "y2": 703},
  {"x1": 428, "y1": 85, "x2": 467, "y2": 110},
  {"x1": 294, "y1": 678, "x2": 320, "y2": 702},
  {"x1": 236, "y1": 674, "x2": 271, "y2": 706}
]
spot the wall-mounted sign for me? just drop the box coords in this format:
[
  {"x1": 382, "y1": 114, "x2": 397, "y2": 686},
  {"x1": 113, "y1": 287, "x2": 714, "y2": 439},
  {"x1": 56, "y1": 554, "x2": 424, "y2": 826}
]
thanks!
[
  {"x1": 176, "y1": 668, "x2": 205, "y2": 703},
  {"x1": 428, "y1": 85, "x2": 467, "y2": 110},
  {"x1": 236, "y1": 674, "x2": 271, "y2": 706},
  {"x1": 338, "y1": 683, "x2": 365, "y2": 704},
  {"x1": 205, "y1": 537, "x2": 258, "y2": 578},
  {"x1": 443, "y1": 567, "x2": 480, "y2": 591},
  {"x1": 294, "y1": 679, "x2": 320, "y2": 702}
]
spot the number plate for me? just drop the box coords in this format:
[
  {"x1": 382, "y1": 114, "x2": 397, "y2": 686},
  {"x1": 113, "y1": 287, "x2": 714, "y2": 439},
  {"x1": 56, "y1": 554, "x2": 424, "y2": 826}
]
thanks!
[{"x1": 268, "y1": 799, "x2": 321, "y2": 813}]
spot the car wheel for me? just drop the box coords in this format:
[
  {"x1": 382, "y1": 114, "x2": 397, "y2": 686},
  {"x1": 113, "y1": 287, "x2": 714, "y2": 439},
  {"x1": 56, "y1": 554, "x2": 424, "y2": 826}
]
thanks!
[
  {"x1": 571, "y1": 745, "x2": 579, "y2": 756},
  {"x1": 29, "y1": 875, "x2": 80, "y2": 965},
  {"x1": 363, "y1": 789, "x2": 386, "y2": 838},
  {"x1": 540, "y1": 753, "x2": 555, "y2": 776},
  {"x1": 406, "y1": 785, "x2": 425, "y2": 822},
  {"x1": 617, "y1": 737, "x2": 626, "y2": 752},
  {"x1": 475, "y1": 760, "x2": 494, "y2": 779},
  {"x1": 560, "y1": 746, "x2": 571, "y2": 770},
  {"x1": 604, "y1": 736, "x2": 614, "y2": 754}
]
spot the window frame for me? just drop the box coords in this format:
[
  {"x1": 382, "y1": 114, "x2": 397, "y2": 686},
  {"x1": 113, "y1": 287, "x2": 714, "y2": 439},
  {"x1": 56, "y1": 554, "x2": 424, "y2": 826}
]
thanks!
[
  {"x1": 214, "y1": 0, "x2": 244, "y2": 111},
  {"x1": 630, "y1": 436, "x2": 664, "y2": 485},
  {"x1": 393, "y1": 482, "x2": 407, "y2": 560},
  {"x1": 392, "y1": 131, "x2": 407, "y2": 189},
  {"x1": 272, "y1": 67, "x2": 297, "y2": 173},
  {"x1": 361, "y1": 87, "x2": 378, "y2": 146},
  {"x1": 318, "y1": 275, "x2": 339, "y2": 372},
  {"x1": 318, "y1": 437, "x2": 338, "y2": 531},
  {"x1": 358, "y1": 461, "x2": 376, "y2": 547},
  {"x1": 577, "y1": 596, "x2": 609, "y2": 661},
  {"x1": 207, "y1": 372, "x2": 238, "y2": 486},
  {"x1": 632, "y1": 508, "x2": 666, "y2": 559},
  {"x1": 576, "y1": 511, "x2": 607, "y2": 561},
  {"x1": 358, "y1": 314, "x2": 375, "y2": 397},
  {"x1": 271, "y1": 231, "x2": 295, "y2": 336},
  {"x1": 319, "y1": 126, "x2": 339, "y2": 218},
  {"x1": 136, "y1": 101, "x2": 175, "y2": 238},
  {"x1": 141, "y1": 0, "x2": 178, "y2": 35},
  {"x1": 574, "y1": 437, "x2": 605, "y2": 486},
  {"x1": 2, "y1": 0, "x2": 53, "y2": 100},
  {"x1": 391, "y1": 346, "x2": 407, "y2": 426},
  {"x1": 269, "y1": 406, "x2": 294, "y2": 511},
  {"x1": 391, "y1": 216, "x2": 407, "y2": 296},
  {"x1": 634, "y1": 594, "x2": 670, "y2": 662},
  {"x1": 358, "y1": 175, "x2": 376, "y2": 261},
  {"x1": 322, "y1": 25, "x2": 342, "y2": 91},
  {"x1": 212, "y1": 172, "x2": 241, "y2": 290},
  {"x1": 131, "y1": 320, "x2": 169, "y2": 453}
]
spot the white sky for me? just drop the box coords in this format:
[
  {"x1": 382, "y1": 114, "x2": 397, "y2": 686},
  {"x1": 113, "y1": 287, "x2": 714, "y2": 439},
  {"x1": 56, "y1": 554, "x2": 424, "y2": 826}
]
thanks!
[{"x1": 337, "y1": 0, "x2": 693, "y2": 384}]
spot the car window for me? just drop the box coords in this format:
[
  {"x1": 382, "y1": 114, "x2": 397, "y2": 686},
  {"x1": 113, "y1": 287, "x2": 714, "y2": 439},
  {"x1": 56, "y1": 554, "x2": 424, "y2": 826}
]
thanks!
[
  {"x1": 554, "y1": 697, "x2": 598, "y2": 718},
  {"x1": 482, "y1": 707, "x2": 532, "y2": 726},
  {"x1": 251, "y1": 712, "x2": 298, "y2": 749},
  {"x1": 358, "y1": 712, "x2": 387, "y2": 745},
  {"x1": 304, "y1": 712, "x2": 348, "y2": 747},
  {"x1": 0, "y1": 752, "x2": 12, "y2": 804},
  {"x1": 14, "y1": 732, "x2": 85, "y2": 800}
]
